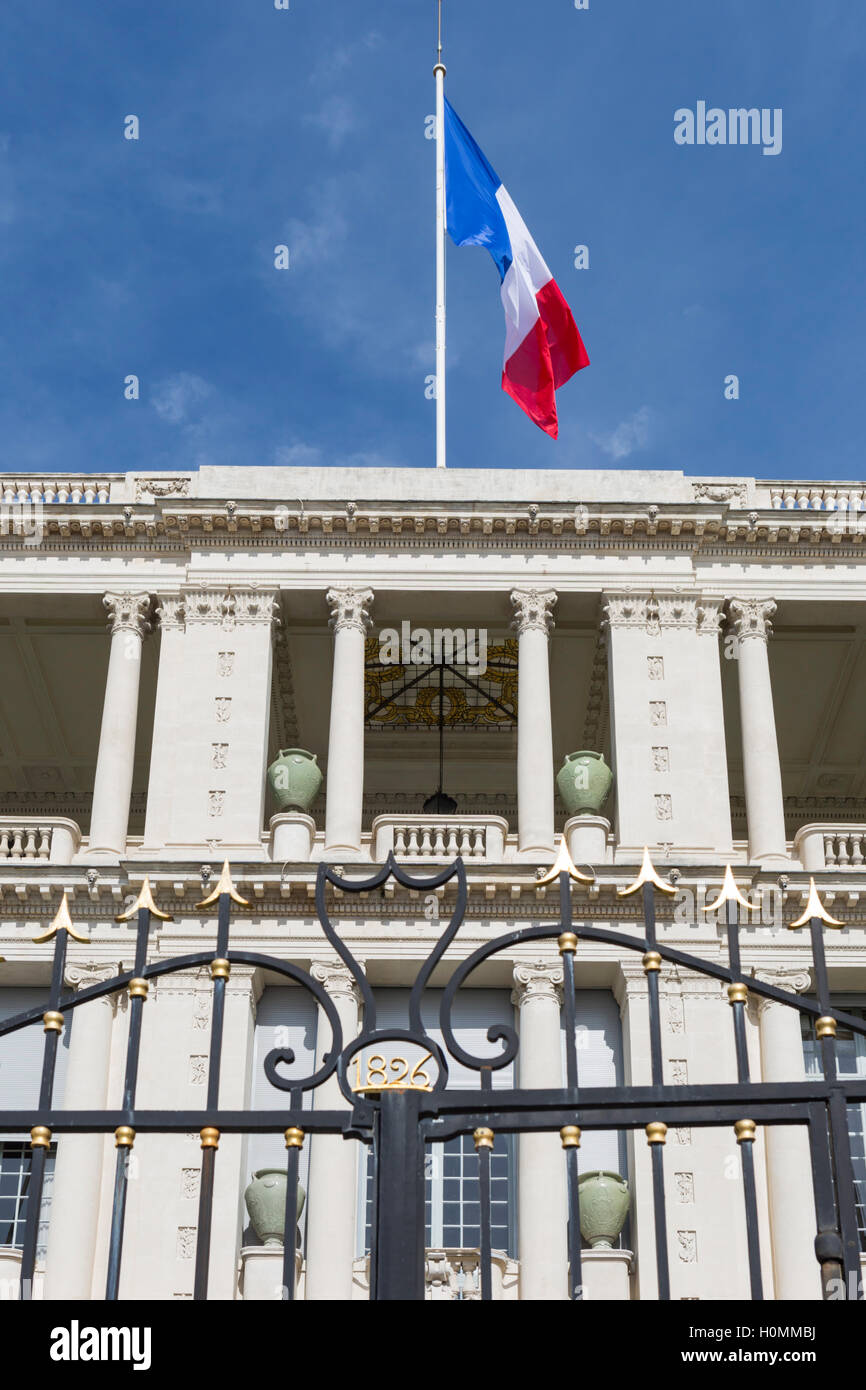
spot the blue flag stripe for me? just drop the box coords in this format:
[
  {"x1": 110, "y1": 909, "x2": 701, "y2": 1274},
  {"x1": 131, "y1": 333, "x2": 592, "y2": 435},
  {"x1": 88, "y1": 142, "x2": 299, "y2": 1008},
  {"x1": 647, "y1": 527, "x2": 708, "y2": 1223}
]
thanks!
[{"x1": 443, "y1": 98, "x2": 513, "y2": 282}]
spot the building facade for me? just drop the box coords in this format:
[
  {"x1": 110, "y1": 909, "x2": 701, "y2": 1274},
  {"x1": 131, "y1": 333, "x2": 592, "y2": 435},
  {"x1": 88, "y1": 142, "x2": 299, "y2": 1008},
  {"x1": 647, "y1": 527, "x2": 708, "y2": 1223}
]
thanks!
[{"x1": 1, "y1": 463, "x2": 865, "y2": 1301}]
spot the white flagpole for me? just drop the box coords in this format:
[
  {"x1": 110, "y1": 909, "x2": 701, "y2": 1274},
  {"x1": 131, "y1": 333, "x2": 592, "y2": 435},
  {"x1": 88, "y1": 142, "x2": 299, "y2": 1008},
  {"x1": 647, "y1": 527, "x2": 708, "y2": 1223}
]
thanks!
[{"x1": 434, "y1": 0, "x2": 446, "y2": 469}]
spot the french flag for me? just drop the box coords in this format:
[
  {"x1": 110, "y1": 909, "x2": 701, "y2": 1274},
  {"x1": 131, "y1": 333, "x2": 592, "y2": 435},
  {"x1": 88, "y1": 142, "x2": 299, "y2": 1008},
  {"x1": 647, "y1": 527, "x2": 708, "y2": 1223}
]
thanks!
[{"x1": 443, "y1": 98, "x2": 589, "y2": 439}]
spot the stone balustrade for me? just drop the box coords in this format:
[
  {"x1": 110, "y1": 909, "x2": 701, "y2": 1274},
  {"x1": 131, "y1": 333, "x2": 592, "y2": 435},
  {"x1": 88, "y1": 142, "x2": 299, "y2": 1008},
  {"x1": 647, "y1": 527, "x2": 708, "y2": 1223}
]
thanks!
[
  {"x1": 1, "y1": 478, "x2": 114, "y2": 504},
  {"x1": 0, "y1": 817, "x2": 81, "y2": 864},
  {"x1": 371, "y1": 814, "x2": 508, "y2": 863},
  {"x1": 766, "y1": 484, "x2": 866, "y2": 511},
  {"x1": 795, "y1": 823, "x2": 866, "y2": 870}
]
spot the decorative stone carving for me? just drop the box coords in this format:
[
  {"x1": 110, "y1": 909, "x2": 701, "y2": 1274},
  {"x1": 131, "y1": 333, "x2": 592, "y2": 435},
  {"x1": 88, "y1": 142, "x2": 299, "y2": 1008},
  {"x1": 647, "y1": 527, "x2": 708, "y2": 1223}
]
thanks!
[
  {"x1": 103, "y1": 592, "x2": 151, "y2": 638},
  {"x1": 215, "y1": 698, "x2": 231, "y2": 723},
  {"x1": 217, "y1": 651, "x2": 235, "y2": 677},
  {"x1": 603, "y1": 591, "x2": 724, "y2": 634},
  {"x1": 326, "y1": 586, "x2": 374, "y2": 634},
  {"x1": 64, "y1": 961, "x2": 121, "y2": 1009},
  {"x1": 211, "y1": 743, "x2": 228, "y2": 770},
  {"x1": 134, "y1": 476, "x2": 191, "y2": 501},
  {"x1": 510, "y1": 588, "x2": 557, "y2": 636},
  {"x1": 727, "y1": 598, "x2": 776, "y2": 644},
  {"x1": 650, "y1": 702, "x2": 667, "y2": 726},
  {"x1": 692, "y1": 481, "x2": 748, "y2": 507},
  {"x1": 652, "y1": 747, "x2": 670, "y2": 773},
  {"x1": 647, "y1": 656, "x2": 664, "y2": 680},
  {"x1": 232, "y1": 590, "x2": 280, "y2": 626},
  {"x1": 182, "y1": 587, "x2": 279, "y2": 629},
  {"x1": 696, "y1": 599, "x2": 724, "y2": 636},
  {"x1": 511, "y1": 961, "x2": 564, "y2": 1009},
  {"x1": 310, "y1": 957, "x2": 365, "y2": 1006},
  {"x1": 180, "y1": 1168, "x2": 200, "y2": 1200},
  {"x1": 189, "y1": 1056, "x2": 208, "y2": 1085},
  {"x1": 655, "y1": 794, "x2": 673, "y2": 821},
  {"x1": 670, "y1": 1059, "x2": 688, "y2": 1085},
  {"x1": 752, "y1": 967, "x2": 812, "y2": 1017},
  {"x1": 207, "y1": 791, "x2": 225, "y2": 818},
  {"x1": 155, "y1": 594, "x2": 185, "y2": 631},
  {"x1": 677, "y1": 1230, "x2": 698, "y2": 1263},
  {"x1": 176, "y1": 1227, "x2": 196, "y2": 1260},
  {"x1": 675, "y1": 1172, "x2": 695, "y2": 1204}
]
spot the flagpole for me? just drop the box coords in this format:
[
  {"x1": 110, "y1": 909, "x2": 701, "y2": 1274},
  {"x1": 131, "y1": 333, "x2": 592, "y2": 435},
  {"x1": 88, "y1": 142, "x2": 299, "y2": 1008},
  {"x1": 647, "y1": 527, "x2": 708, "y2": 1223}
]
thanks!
[{"x1": 434, "y1": 0, "x2": 446, "y2": 469}]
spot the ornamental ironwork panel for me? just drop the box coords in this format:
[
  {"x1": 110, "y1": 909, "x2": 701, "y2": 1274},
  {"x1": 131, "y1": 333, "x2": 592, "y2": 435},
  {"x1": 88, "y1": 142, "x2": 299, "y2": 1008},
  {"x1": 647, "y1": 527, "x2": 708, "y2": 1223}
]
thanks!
[{"x1": 1, "y1": 848, "x2": 864, "y2": 1301}]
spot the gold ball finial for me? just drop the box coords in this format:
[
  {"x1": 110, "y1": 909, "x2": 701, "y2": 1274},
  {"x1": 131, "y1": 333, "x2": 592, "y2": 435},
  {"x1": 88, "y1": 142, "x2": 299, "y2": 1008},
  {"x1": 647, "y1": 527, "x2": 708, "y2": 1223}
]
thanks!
[
  {"x1": 734, "y1": 1119, "x2": 757, "y2": 1144},
  {"x1": 560, "y1": 1126, "x2": 581, "y2": 1149},
  {"x1": 473, "y1": 1127, "x2": 495, "y2": 1151},
  {"x1": 646, "y1": 1121, "x2": 667, "y2": 1145}
]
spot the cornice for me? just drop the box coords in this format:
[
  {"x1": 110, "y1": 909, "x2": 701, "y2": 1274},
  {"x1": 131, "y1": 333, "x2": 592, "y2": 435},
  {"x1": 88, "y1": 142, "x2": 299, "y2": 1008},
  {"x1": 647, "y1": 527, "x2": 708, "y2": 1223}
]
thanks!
[{"x1": 3, "y1": 500, "x2": 866, "y2": 564}]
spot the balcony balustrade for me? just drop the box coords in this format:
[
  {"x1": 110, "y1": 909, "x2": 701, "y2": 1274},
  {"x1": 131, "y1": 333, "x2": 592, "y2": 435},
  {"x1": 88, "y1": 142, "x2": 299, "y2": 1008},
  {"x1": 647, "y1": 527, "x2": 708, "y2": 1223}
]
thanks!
[{"x1": 0, "y1": 817, "x2": 81, "y2": 865}]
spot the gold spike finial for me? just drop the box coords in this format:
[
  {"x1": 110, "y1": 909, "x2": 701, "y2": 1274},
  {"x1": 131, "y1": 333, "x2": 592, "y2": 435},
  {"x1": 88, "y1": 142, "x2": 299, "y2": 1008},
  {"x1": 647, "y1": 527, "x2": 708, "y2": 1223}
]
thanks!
[
  {"x1": 703, "y1": 864, "x2": 751, "y2": 914},
  {"x1": 536, "y1": 834, "x2": 595, "y2": 887},
  {"x1": 618, "y1": 846, "x2": 677, "y2": 898},
  {"x1": 33, "y1": 892, "x2": 89, "y2": 944},
  {"x1": 788, "y1": 878, "x2": 844, "y2": 930},
  {"x1": 196, "y1": 860, "x2": 250, "y2": 909},
  {"x1": 115, "y1": 876, "x2": 173, "y2": 923}
]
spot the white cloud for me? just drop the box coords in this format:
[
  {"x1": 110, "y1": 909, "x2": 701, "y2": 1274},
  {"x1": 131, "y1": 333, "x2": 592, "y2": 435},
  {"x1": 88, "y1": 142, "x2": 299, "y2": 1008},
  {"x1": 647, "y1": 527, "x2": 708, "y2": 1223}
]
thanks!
[
  {"x1": 274, "y1": 442, "x2": 398, "y2": 470},
  {"x1": 590, "y1": 406, "x2": 652, "y2": 461},
  {"x1": 304, "y1": 97, "x2": 357, "y2": 149},
  {"x1": 151, "y1": 373, "x2": 214, "y2": 425}
]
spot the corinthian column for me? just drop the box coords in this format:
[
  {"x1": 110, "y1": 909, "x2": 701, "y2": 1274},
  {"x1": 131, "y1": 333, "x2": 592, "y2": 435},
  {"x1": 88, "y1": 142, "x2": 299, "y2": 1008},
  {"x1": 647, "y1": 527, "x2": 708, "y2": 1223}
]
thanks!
[
  {"x1": 303, "y1": 959, "x2": 363, "y2": 1300},
  {"x1": 85, "y1": 593, "x2": 151, "y2": 859},
  {"x1": 512, "y1": 961, "x2": 568, "y2": 1299},
  {"x1": 43, "y1": 963, "x2": 118, "y2": 1299},
  {"x1": 324, "y1": 588, "x2": 373, "y2": 856},
  {"x1": 754, "y1": 969, "x2": 821, "y2": 1299},
  {"x1": 511, "y1": 590, "x2": 557, "y2": 858},
  {"x1": 727, "y1": 599, "x2": 788, "y2": 865}
]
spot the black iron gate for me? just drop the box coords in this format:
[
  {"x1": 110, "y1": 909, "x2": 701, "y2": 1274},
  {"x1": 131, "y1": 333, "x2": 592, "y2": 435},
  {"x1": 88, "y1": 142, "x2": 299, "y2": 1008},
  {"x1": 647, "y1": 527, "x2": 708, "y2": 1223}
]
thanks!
[{"x1": 1, "y1": 849, "x2": 864, "y2": 1301}]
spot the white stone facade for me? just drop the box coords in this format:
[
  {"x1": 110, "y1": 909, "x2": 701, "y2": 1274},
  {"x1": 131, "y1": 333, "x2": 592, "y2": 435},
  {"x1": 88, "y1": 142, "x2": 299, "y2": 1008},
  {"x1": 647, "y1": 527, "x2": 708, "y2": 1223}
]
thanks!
[{"x1": 2, "y1": 463, "x2": 866, "y2": 1301}]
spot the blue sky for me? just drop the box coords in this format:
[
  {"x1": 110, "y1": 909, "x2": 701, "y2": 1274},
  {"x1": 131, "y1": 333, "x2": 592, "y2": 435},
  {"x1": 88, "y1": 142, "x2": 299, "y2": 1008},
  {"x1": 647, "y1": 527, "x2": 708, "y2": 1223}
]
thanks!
[{"x1": 0, "y1": 0, "x2": 862, "y2": 480}]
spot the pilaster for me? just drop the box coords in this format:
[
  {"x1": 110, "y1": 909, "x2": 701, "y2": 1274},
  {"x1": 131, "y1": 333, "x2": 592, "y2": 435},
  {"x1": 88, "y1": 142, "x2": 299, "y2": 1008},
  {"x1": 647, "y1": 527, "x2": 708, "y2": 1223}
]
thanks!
[
  {"x1": 142, "y1": 585, "x2": 279, "y2": 856},
  {"x1": 603, "y1": 591, "x2": 732, "y2": 863}
]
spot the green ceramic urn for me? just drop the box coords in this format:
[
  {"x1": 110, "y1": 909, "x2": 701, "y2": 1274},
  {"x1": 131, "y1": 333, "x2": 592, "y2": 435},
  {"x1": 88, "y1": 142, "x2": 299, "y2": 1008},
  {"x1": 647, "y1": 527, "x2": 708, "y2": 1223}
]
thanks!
[
  {"x1": 267, "y1": 748, "x2": 323, "y2": 812},
  {"x1": 244, "y1": 1168, "x2": 306, "y2": 1246},
  {"x1": 556, "y1": 750, "x2": 613, "y2": 817},
  {"x1": 578, "y1": 1170, "x2": 630, "y2": 1249}
]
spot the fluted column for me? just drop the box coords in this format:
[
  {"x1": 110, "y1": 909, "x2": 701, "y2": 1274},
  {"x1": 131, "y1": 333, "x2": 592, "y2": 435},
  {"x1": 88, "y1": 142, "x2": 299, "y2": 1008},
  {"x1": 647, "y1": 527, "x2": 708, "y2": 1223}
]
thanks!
[
  {"x1": 43, "y1": 964, "x2": 118, "y2": 1299},
  {"x1": 85, "y1": 592, "x2": 151, "y2": 859},
  {"x1": 727, "y1": 599, "x2": 788, "y2": 864},
  {"x1": 303, "y1": 958, "x2": 363, "y2": 1300},
  {"x1": 324, "y1": 588, "x2": 373, "y2": 856},
  {"x1": 754, "y1": 969, "x2": 821, "y2": 1299},
  {"x1": 512, "y1": 961, "x2": 568, "y2": 1299},
  {"x1": 511, "y1": 590, "x2": 557, "y2": 857}
]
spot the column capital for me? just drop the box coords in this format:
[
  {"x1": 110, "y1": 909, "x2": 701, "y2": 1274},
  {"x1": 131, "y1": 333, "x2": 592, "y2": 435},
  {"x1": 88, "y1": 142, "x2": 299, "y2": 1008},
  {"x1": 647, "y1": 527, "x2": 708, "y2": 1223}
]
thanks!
[
  {"x1": 602, "y1": 590, "x2": 719, "y2": 633},
  {"x1": 103, "y1": 592, "x2": 151, "y2": 638},
  {"x1": 752, "y1": 966, "x2": 812, "y2": 1016},
  {"x1": 326, "y1": 586, "x2": 374, "y2": 635},
  {"x1": 155, "y1": 593, "x2": 186, "y2": 631},
  {"x1": 695, "y1": 598, "x2": 725, "y2": 637},
  {"x1": 181, "y1": 586, "x2": 280, "y2": 630},
  {"x1": 511, "y1": 960, "x2": 563, "y2": 1009},
  {"x1": 727, "y1": 598, "x2": 777, "y2": 644},
  {"x1": 65, "y1": 960, "x2": 122, "y2": 1010},
  {"x1": 65, "y1": 961, "x2": 121, "y2": 991},
  {"x1": 310, "y1": 956, "x2": 366, "y2": 1006},
  {"x1": 510, "y1": 588, "x2": 557, "y2": 636}
]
